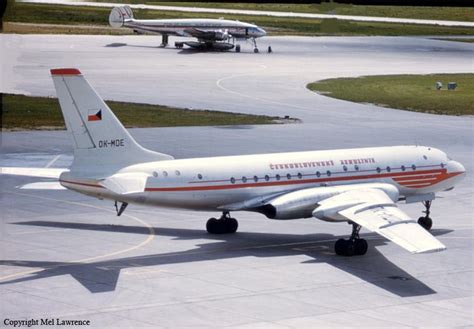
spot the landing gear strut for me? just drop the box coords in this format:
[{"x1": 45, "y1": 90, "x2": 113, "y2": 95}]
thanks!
[
  {"x1": 335, "y1": 222, "x2": 368, "y2": 256},
  {"x1": 206, "y1": 211, "x2": 238, "y2": 234},
  {"x1": 418, "y1": 200, "x2": 433, "y2": 231},
  {"x1": 160, "y1": 34, "x2": 169, "y2": 47},
  {"x1": 114, "y1": 201, "x2": 128, "y2": 216},
  {"x1": 251, "y1": 37, "x2": 259, "y2": 53}
]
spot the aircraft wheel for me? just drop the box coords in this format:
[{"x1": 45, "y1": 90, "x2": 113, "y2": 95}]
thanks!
[
  {"x1": 225, "y1": 217, "x2": 238, "y2": 233},
  {"x1": 206, "y1": 218, "x2": 219, "y2": 234},
  {"x1": 268, "y1": 46, "x2": 272, "y2": 53},
  {"x1": 235, "y1": 45, "x2": 241, "y2": 52},
  {"x1": 335, "y1": 238, "x2": 347, "y2": 256},
  {"x1": 418, "y1": 216, "x2": 433, "y2": 231},
  {"x1": 355, "y1": 238, "x2": 368, "y2": 255},
  {"x1": 254, "y1": 48, "x2": 259, "y2": 53}
]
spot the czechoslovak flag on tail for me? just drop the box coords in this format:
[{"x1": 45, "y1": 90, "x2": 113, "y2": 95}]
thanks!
[{"x1": 88, "y1": 109, "x2": 102, "y2": 121}]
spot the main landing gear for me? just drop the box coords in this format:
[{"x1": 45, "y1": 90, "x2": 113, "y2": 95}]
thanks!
[
  {"x1": 206, "y1": 211, "x2": 238, "y2": 234},
  {"x1": 160, "y1": 34, "x2": 169, "y2": 47},
  {"x1": 418, "y1": 200, "x2": 433, "y2": 231},
  {"x1": 335, "y1": 222, "x2": 368, "y2": 256}
]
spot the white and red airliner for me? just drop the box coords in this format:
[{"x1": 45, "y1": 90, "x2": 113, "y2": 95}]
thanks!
[{"x1": 3, "y1": 69, "x2": 466, "y2": 256}]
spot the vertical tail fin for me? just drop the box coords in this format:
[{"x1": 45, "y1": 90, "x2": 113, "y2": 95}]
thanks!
[
  {"x1": 51, "y1": 68, "x2": 173, "y2": 172},
  {"x1": 109, "y1": 6, "x2": 134, "y2": 28}
]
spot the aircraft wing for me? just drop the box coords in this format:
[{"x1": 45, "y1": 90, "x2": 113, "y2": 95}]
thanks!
[
  {"x1": 99, "y1": 172, "x2": 150, "y2": 195},
  {"x1": 313, "y1": 188, "x2": 446, "y2": 254}
]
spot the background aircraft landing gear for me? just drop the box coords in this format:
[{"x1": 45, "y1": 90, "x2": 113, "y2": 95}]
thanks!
[
  {"x1": 160, "y1": 34, "x2": 169, "y2": 47},
  {"x1": 418, "y1": 200, "x2": 433, "y2": 231},
  {"x1": 268, "y1": 46, "x2": 272, "y2": 53},
  {"x1": 206, "y1": 211, "x2": 238, "y2": 234},
  {"x1": 335, "y1": 222, "x2": 368, "y2": 256},
  {"x1": 175, "y1": 41, "x2": 184, "y2": 49},
  {"x1": 235, "y1": 44, "x2": 241, "y2": 52}
]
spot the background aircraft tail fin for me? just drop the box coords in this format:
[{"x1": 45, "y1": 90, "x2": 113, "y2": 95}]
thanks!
[
  {"x1": 51, "y1": 68, "x2": 173, "y2": 172},
  {"x1": 109, "y1": 5, "x2": 134, "y2": 28}
]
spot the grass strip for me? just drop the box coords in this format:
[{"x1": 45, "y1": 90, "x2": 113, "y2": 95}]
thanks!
[
  {"x1": 73, "y1": 1, "x2": 474, "y2": 22},
  {"x1": 4, "y1": 3, "x2": 474, "y2": 36},
  {"x1": 2, "y1": 94, "x2": 288, "y2": 131},
  {"x1": 307, "y1": 74, "x2": 474, "y2": 116}
]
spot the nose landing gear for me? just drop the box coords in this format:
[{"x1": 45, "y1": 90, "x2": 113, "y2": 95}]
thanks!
[
  {"x1": 206, "y1": 211, "x2": 238, "y2": 234},
  {"x1": 335, "y1": 222, "x2": 368, "y2": 256},
  {"x1": 418, "y1": 200, "x2": 433, "y2": 231}
]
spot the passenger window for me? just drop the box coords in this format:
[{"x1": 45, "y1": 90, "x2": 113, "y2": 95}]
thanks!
[
  {"x1": 175, "y1": 170, "x2": 181, "y2": 176},
  {"x1": 286, "y1": 173, "x2": 291, "y2": 180},
  {"x1": 316, "y1": 171, "x2": 321, "y2": 177},
  {"x1": 401, "y1": 165, "x2": 406, "y2": 171},
  {"x1": 354, "y1": 165, "x2": 359, "y2": 171},
  {"x1": 376, "y1": 167, "x2": 381, "y2": 173},
  {"x1": 440, "y1": 163, "x2": 445, "y2": 168},
  {"x1": 264, "y1": 175, "x2": 270, "y2": 181},
  {"x1": 163, "y1": 171, "x2": 168, "y2": 177},
  {"x1": 276, "y1": 174, "x2": 281, "y2": 181},
  {"x1": 198, "y1": 173, "x2": 203, "y2": 180},
  {"x1": 230, "y1": 177, "x2": 235, "y2": 184},
  {"x1": 343, "y1": 165, "x2": 348, "y2": 172},
  {"x1": 253, "y1": 175, "x2": 258, "y2": 182},
  {"x1": 153, "y1": 171, "x2": 158, "y2": 177},
  {"x1": 326, "y1": 170, "x2": 331, "y2": 177},
  {"x1": 242, "y1": 176, "x2": 247, "y2": 183},
  {"x1": 412, "y1": 164, "x2": 417, "y2": 170},
  {"x1": 297, "y1": 173, "x2": 302, "y2": 179},
  {"x1": 386, "y1": 166, "x2": 391, "y2": 172}
]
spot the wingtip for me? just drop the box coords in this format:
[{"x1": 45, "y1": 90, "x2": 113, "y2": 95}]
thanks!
[{"x1": 50, "y1": 68, "x2": 82, "y2": 76}]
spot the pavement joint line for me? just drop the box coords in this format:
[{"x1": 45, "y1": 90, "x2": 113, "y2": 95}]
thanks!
[
  {"x1": 216, "y1": 64, "x2": 332, "y2": 115},
  {"x1": 0, "y1": 190, "x2": 155, "y2": 282},
  {"x1": 45, "y1": 154, "x2": 61, "y2": 168}
]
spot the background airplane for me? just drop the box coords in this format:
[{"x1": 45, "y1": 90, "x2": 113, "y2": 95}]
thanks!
[
  {"x1": 109, "y1": 5, "x2": 267, "y2": 52},
  {"x1": 2, "y1": 68, "x2": 465, "y2": 258}
]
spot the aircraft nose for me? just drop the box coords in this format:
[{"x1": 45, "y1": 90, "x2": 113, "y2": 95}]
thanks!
[
  {"x1": 259, "y1": 28, "x2": 266, "y2": 37},
  {"x1": 447, "y1": 160, "x2": 466, "y2": 175}
]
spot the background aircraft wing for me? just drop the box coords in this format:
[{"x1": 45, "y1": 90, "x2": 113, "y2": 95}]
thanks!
[
  {"x1": 313, "y1": 188, "x2": 446, "y2": 254},
  {"x1": 0, "y1": 167, "x2": 67, "y2": 178}
]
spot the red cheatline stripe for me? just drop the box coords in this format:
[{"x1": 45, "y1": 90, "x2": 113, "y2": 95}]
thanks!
[
  {"x1": 395, "y1": 177, "x2": 439, "y2": 183},
  {"x1": 50, "y1": 68, "x2": 81, "y2": 76},
  {"x1": 145, "y1": 169, "x2": 447, "y2": 192},
  {"x1": 59, "y1": 169, "x2": 460, "y2": 193},
  {"x1": 60, "y1": 179, "x2": 103, "y2": 188},
  {"x1": 394, "y1": 174, "x2": 439, "y2": 181}
]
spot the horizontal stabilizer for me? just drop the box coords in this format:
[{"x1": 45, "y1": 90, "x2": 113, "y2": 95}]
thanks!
[{"x1": 99, "y1": 172, "x2": 150, "y2": 195}]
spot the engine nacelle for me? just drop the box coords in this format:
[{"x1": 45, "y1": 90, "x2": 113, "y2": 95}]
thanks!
[
  {"x1": 253, "y1": 183, "x2": 399, "y2": 220},
  {"x1": 214, "y1": 31, "x2": 229, "y2": 41}
]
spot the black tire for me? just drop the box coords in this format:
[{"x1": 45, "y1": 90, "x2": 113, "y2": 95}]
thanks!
[
  {"x1": 268, "y1": 46, "x2": 272, "y2": 53},
  {"x1": 335, "y1": 239, "x2": 347, "y2": 256},
  {"x1": 235, "y1": 45, "x2": 241, "y2": 52},
  {"x1": 225, "y1": 218, "x2": 238, "y2": 233},
  {"x1": 345, "y1": 240, "x2": 355, "y2": 257},
  {"x1": 418, "y1": 216, "x2": 433, "y2": 231},
  {"x1": 254, "y1": 48, "x2": 259, "y2": 53},
  {"x1": 355, "y1": 239, "x2": 368, "y2": 255},
  {"x1": 206, "y1": 218, "x2": 219, "y2": 234}
]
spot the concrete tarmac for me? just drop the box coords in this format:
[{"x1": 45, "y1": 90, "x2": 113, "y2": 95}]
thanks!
[{"x1": 0, "y1": 34, "x2": 473, "y2": 328}]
